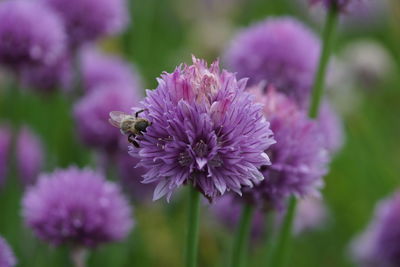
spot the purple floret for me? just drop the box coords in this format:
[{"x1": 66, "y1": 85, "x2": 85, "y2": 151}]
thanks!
[
  {"x1": 243, "y1": 87, "x2": 328, "y2": 210},
  {"x1": 40, "y1": 0, "x2": 128, "y2": 47},
  {"x1": 0, "y1": 0, "x2": 66, "y2": 69},
  {"x1": 22, "y1": 167, "x2": 133, "y2": 247},
  {"x1": 125, "y1": 56, "x2": 275, "y2": 201},
  {"x1": 0, "y1": 236, "x2": 16, "y2": 267},
  {"x1": 224, "y1": 17, "x2": 321, "y2": 105}
]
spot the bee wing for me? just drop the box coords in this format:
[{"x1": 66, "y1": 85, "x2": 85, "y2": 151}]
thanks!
[{"x1": 109, "y1": 111, "x2": 127, "y2": 128}]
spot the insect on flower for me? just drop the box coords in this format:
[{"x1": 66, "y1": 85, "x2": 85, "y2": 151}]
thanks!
[{"x1": 109, "y1": 109, "x2": 151, "y2": 147}]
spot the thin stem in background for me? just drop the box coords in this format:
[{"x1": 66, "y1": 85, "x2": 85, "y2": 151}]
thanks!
[
  {"x1": 231, "y1": 204, "x2": 254, "y2": 267},
  {"x1": 71, "y1": 247, "x2": 88, "y2": 267},
  {"x1": 266, "y1": 196, "x2": 297, "y2": 267},
  {"x1": 185, "y1": 186, "x2": 201, "y2": 267},
  {"x1": 308, "y1": 6, "x2": 339, "y2": 119}
]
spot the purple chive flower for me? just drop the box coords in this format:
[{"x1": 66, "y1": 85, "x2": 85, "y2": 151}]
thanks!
[
  {"x1": 0, "y1": 0, "x2": 66, "y2": 69},
  {"x1": 16, "y1": 127, "x2": 44, "y2": 186},
  {"x1": 243, "y1": 87, "x2": 328, "y2": 210},
  {"x1": 20, "y1": 53, "x2": 72, "y2": 93},
  {"x1": 115, "y1": 147, "x2": 153, "y2": 202},
  {"x1": 80, "y1": 48, "x2": 140, "y2": 92},
  {"x1": 224, "y1": 17, "x2": 320, "y2": 105},
  {"x1": 40, "y1": 0, "x2": 128, "y2": 47},
  {"x1": 125, "y1": 56, "x2": 275, "y2": 201},
  {"x1": 351, "y1": 192, "x2": 400, "y2": 267},
  {"x1": 22, "y1": 167, "x2": 133, "y2": 247},
  {"x1": 74, "y1": 84, "x2": 140, "y2": 153},
  {"x1": 0, "y1": 126, "x2": 12, "y2": 188},
  {"x1": 0, "y1": 236, "x2": 16, "y2": 267}
]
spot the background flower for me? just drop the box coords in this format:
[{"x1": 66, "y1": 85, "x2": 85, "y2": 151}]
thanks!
[
  {"x1": 0, "y1": 236, "x2": 16, "y2": 267},
  {"x1": 0, "y1": 0, "x2": 66, "y2": 69},
  {"x1": 22, "y1": 167, "x2": 133, "y2": 247}
]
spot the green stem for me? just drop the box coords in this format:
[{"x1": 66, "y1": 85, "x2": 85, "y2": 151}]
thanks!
[
  {"x1": 231, "y1": 204, "x2": 254, "y2": 267},
  {"x1": 185, "y1": 187, "x2": 201, "y2": 267},
  {"x1": 267, "y1": 196, "x2": 297, "y2": 267},
  {"x1": 71, "y1": 247, "x2": 88, "y2": 267},
  {"x1": 308, "y1": 6, "x2": 339, "y2": 119}
]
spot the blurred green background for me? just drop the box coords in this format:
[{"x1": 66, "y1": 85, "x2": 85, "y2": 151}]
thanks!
[{"x1": 0, "y1": 0, "x2": 399, "y2": 266}]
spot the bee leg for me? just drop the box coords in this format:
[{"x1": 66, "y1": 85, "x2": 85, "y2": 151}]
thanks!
[
  {"x1": 135, "y1": 109, "x2": 147, "y2": 118},
  {"x1": 128, "y1": 134, "x2": 140, "y2": 148}
]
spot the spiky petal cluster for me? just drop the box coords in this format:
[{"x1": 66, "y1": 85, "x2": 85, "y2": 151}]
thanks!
[
  {"x1": 22, "y1": 167, "x2": 133, "y2": 247},
  {"x1": 0, "y1": 236, "x2": 16, "y2": 267},
  {"x1": 80, "y1": 48, "x2": 140, "y2": 92},
  {"x1": 224, "y1": 17, "x2": 320, "y2": 105},
  {"x1": 16, "y1": 127, "x2": 44, "y2": 185},
  {"x1": 40, "y1": 0, "x2": 128, "y2": 47},
  {"x1": 130, "y1": 56, "x2": 275, "y2": 201},
  {"x1": 0, "y1": 0, "x2": 66, "y2": 69},
  {"x1": 351, "y1": 191, "x2": 400, "y2": 267},
  {"x1": 0, "y1": 126, "x2": 11, "y2": 188},
  {"x1": 243, "y1": 87, "x2": 328, "y2": 210}
]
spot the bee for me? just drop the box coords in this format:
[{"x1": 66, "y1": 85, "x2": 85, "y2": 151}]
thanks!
[{"x1": 109, "y1": 109, "x2": 151, "y2": 148}]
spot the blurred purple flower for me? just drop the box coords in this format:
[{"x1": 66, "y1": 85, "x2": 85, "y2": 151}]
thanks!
[
  {"x1": 115, "y1": 145, "x2": 153, "y2": 203},
  {"x1": 20, "y1": 53, "x2": 72, "y2": 93},
  {"x1": 0, "y1": 126, "x2": 12, "y2": 188},
  {"x1": 0, "y1": 236, "x2": 16, "y2": 267},
  {"x1": 73, "y1": 84, "x2": 140, "y2": 153},
  {"x1": 16, "y1": 127, "x2": 44, "y2": 186},
  {"x1": 351, "y1": 191, "x2": 400, "y2": 267},
  {"x1": 80, "y1": 48, "x2": 140, "y2": 92},
  {"x1": 40, "y1": 0, "x2": 128, "y2": 47},
  {"x1": 0, "y1": 0, "x2": 66, "y2": 70},
  {"x1": 243, "y1": 87, "x2": 328, "y2": 210},
  {"x1": 224, "y1": 17, "x2": 320, "y2": 106},
  {"x1": 22, "y1": 167, "x2": 133, "y2": 247},
  {"x1": 127, "y1": 56, "x2": 275, "y2": 201}
]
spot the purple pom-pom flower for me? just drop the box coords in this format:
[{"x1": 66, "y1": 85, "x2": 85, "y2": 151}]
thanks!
[
  {"x1": 80, "y1": 49, "x2": 140, "y2": 93},
  {"x1": 117, "y1": 56, "x2": 275, "y2": 201},
  {"x1": 22, "y1": 167, "x2": 133, "y2": 247},
  {"x1": 0, "y1": 0, "x2": 66, "y2": 69},
  {"x1": 20, "y1": 53, "x2": 72, "y2": 93},
  {"x1": 0, "y1": 236, "x2": 16, "y2": 267},
  {"x1": 351, "y1": 191, "x2": 400, "y2": 267},
  {"x1": 40, "y1": 0, "x2": 128, "y2": 47},
  {"x1": 16, "y1": 127, "x2": 44, "y2": 186},
  {"x1": 224, "y1": 17, "x2": 321, "y2": 106},
  {"x1": 0, "y1": 126, "x2": 12, "y2": 189},
  {"x1": 243, "y1": 87, "x2": 328, "y2": 210}
]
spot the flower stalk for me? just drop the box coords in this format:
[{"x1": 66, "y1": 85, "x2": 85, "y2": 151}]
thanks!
[
  {"x1": 231, "y1": 204, "x2": 254, "y2": 267},
  {"x1": 185, "y1": 186, "x2": 201, "y2": 267},
  {"x1": 308, "y1": 5, "x2": 339, "y2": 119}
]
